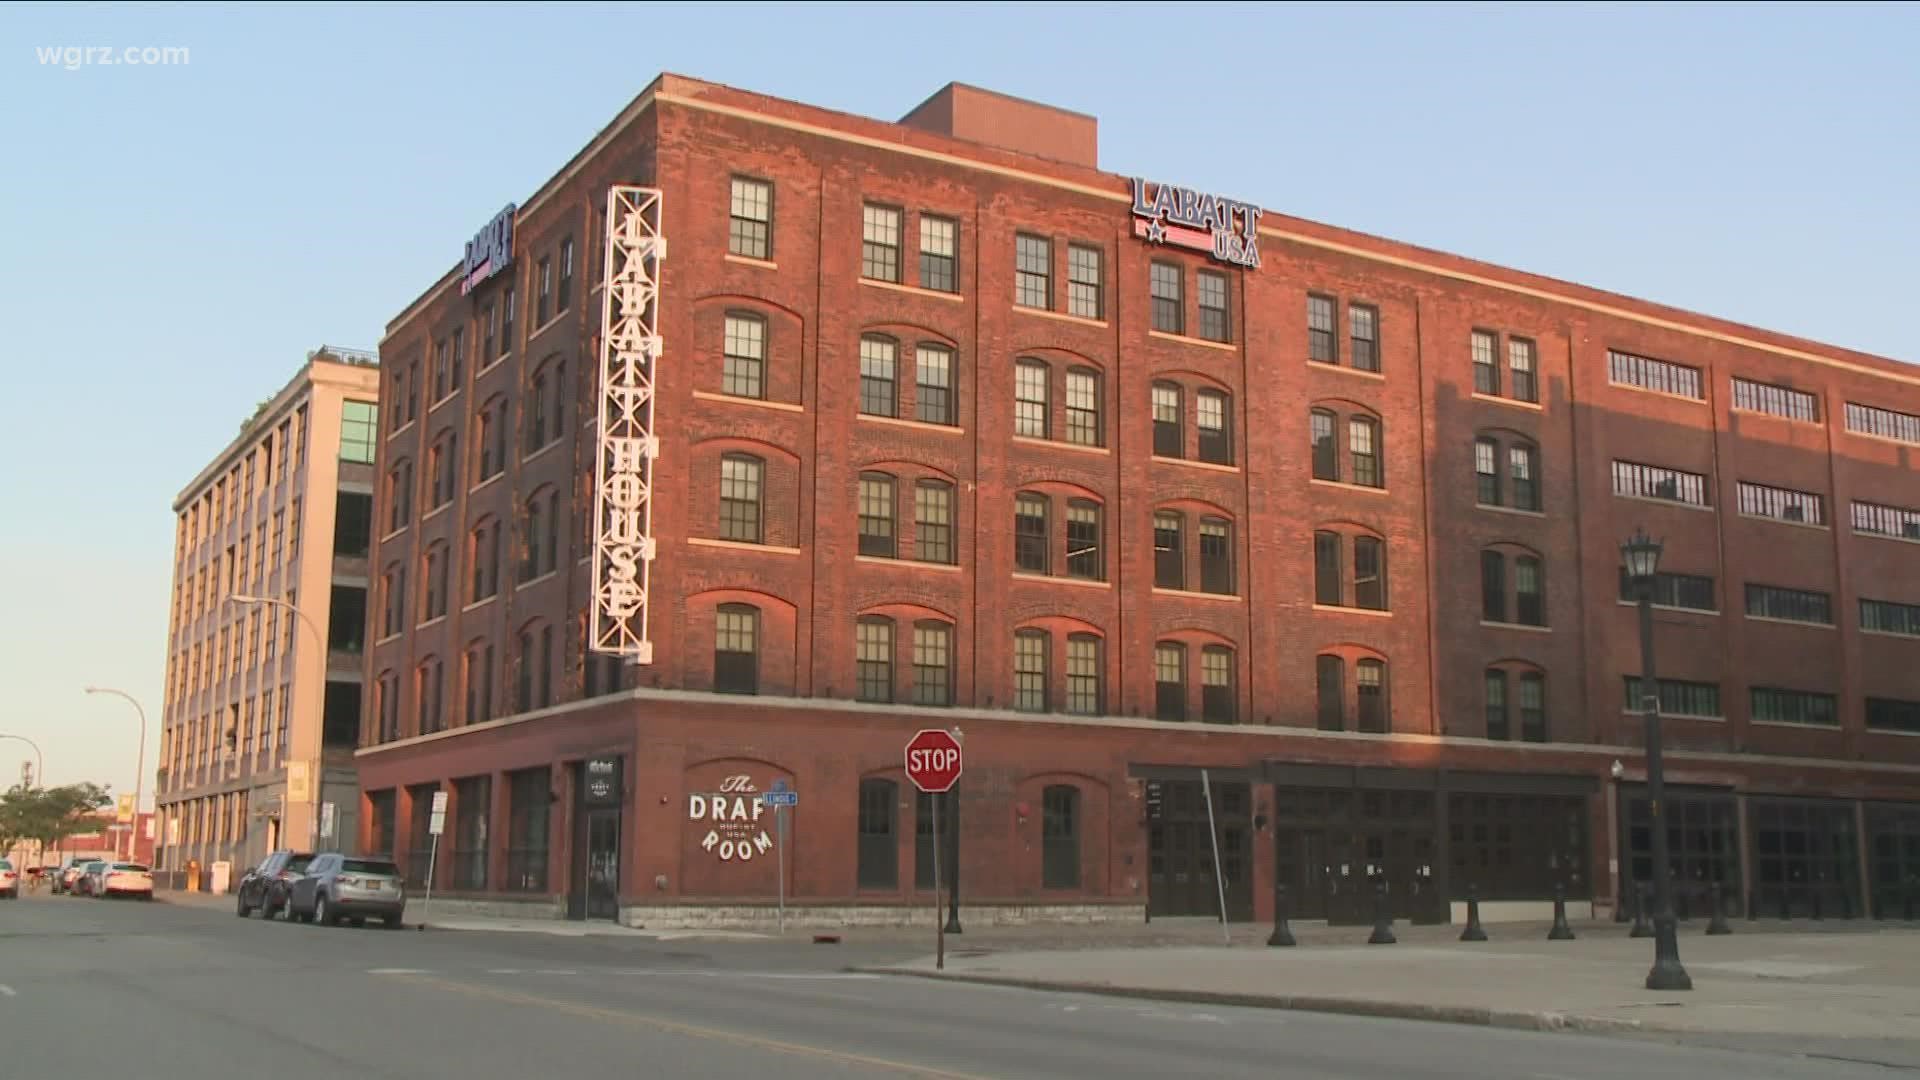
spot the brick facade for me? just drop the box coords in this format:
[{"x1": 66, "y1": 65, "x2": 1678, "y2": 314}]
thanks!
[{"x1": 358, "y1": 74, "x2": 1920, "y2": 925}]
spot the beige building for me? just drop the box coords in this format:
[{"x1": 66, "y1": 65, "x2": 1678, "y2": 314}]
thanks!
[{"x1": 155, "y1": 348, "x2": 379, "y2": 885}]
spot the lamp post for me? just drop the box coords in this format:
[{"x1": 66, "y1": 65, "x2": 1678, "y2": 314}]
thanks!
[
  {"x1": 229, "y1": 594, "x2": 326, "y2": 849},
  {"x1": 1622, "y1": 528, "x2": 1692, "y2": 992},
  {"x1": 0, "y1": 734, "x2": 44, "y2": 790},
  {"x1": 82, "y1": 687, "x2": 148, "y2": 861}
]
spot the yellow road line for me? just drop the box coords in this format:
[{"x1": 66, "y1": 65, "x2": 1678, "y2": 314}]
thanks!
[{"x1": 393, "y1": 974, "x2": 995, "y2": 1080}]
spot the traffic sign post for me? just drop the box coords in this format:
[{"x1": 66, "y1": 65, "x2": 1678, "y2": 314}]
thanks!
[
  {"x1": 904, "y1": 730, "x2": 964, "y2": 970},
  {"x1": 760, "y1": 780, "x2": 798, "y2": 933},
  {"x1": 421, "y1": 790, "x2": 448, "y2": 930}
]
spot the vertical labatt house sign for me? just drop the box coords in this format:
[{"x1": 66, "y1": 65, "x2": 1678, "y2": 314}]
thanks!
[
  {"x1": 590, "y1": 187, "x2": 664, "y2": 663},
  {"x1": 1130, "y1": 178, "x2": 1262, "y2": 269}
]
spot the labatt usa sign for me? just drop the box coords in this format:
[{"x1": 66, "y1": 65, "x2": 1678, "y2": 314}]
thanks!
[{"x1": 1129, "y1": 178, "x2": 1262, "y2": 270}]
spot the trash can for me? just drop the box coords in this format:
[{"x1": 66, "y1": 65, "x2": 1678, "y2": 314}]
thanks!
[
  {"x1": 187, "y1": 858, "x2": 202, "y2": 893},
  {"x1": 210, "y1": 861, "x2": 232, "y2": 895}
]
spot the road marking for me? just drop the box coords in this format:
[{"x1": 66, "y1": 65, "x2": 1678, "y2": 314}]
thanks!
[
  {"x1": 486, "y1": 969, "x2": 525, "y2": 975},
  {"x1": 394, "y1": 974, "x2": 994, "y2": 1079},
  {"x1": 0, "y1": 985, "x2": 16, "y2": 998},
  {"x1": 367, "y1": 968, "x2": 432, "y2": 976},
  {"x1": 533, "y1": 969, "x2": 578, "y2": 976}
]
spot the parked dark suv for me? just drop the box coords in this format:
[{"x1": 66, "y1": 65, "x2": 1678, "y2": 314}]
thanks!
[{"x1": 235, "y1": 851, "x2": 315, "y2": 919}]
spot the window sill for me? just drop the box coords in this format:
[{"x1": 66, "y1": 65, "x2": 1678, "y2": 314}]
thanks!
[
  {"x1": 1845, "y1": 429, "x2": 1920, "y2": 451},
  {"x1": 416, "y1": 614, "x2": 448, "y2": 631},
  {"x1": 526, "y1": 313, "x2": 569, "y2": 344},
  {"x1": 688, "y1": 537, "x2": 803, "y2": 555},
  {"x1": 1011, "y1": 434, "x2": 1110, "y2": 457},
  {"x1": 1308, "y1": 361, "x2": 1385, "y2": 381},
  {"x1": 429, "y1": 388, "x2": 462, "y2": 413},
  {"x1": 1620, "y1": 708, "x2": 1724, "y2": 722},
  {"x1": 478, "y1": 355, "x2": 509, "y2": 377},
  {"x1": 379, "y1": 526, "x2": 408, "y2": 544},
  {"x1": 1309, "y1": 478, "x2": 1389, "y2": 495},
  {"x1": 1750, "y1": 719, "x2": 1842, "y2": 730},
  {"x1": 461, "y1": 595, "x2": 497, "y2": 613},
  {"x1": 1607, "y1": 380, "x2": 1707, "y2": 406},
  {"x1": 1311, "y1": 603, "x2": 1392, "y2": 618},
  {"x1": 1151, "y1": 455, "x2": 1238, "y2": 474},
  {"x1": 1855, "y1": 529, "x2": 1920, "y2": 547},
  {"x1": 1480, "y1": 620, "x2": 1552, "y2": 633},
  {"x1": 1860, "y1": 628, "x2": 1920, "y2": 641},
  {"x1": 516, "y1": 570, "x2": 559, "y2": 589},
  {"x1": 388, "y1": 419, "x2": 416, "y2": 442},
  {"x1": 1152, "y1": 587, "x2": 1241, "y2": 603},
  {"x1": 1470, "y1": 392, "x2": 1542, "y2": 411},
  {"x1": 1476, "y1": 503, "x2": 1546, "y2": 517},
  {"x1": 1615, "y1": 599, "x2": 1719, "y2": 616},
  {"x1": 1012, "y1": 572, "x2": 1110, "y2": 590},
  {"x1": 1613, "y1": 493, "x2": 1715, "y2": 513},
  {"x1": 1737, "y1": 511, "x2": 1828, "y2": 531},
  {"x1": 1014, "y1": 306, "x2": 1107, "y2": 330},
  {"x1": 693, "y1": 390, "x2": 804, "y2": 414},
  {"x1": 1729, "y1": 406, "x2": 1821, "y2": 427},
  {"x1": 422, "y1": 502, "x2": 451, "y2": 524},
  {"x1": 725, "y1": 253, "x2": 777, "y2": 271},
  {"x1": 1743, "y1": 615, "x2": 1836, "y2": 631},
  {"x1": 1866, "y1": 727, "x2": 1920, "y2": 738},
  {"x1": 856, "y1": 555, "x2": 963, "y2": 573},
  {"x1": 860, "y1": 277, "x2": 964, "y2": 304},
  {"x1": 522, "y1": 440, "x2": 563, "y2": 467},
  {"x1": 374, "y1": 632, "x2": 402, "y2": 648},
  {"x1": 469, "y1": 472, "x2": 505, "y2": 496},
  {"x1": 1148, "y1": 330, "x2": 1237, "y2": 353},
  {"x1": 858, "y1": 413, "x2": 963, "y2": 435}
]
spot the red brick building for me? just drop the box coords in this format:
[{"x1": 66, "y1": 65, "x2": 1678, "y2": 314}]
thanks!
[{"x1": 359, "y1": 74, "x2": 1920, "y2": 927}]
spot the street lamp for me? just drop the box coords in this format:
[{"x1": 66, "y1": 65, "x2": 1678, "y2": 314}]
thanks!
[
  {"x1": 1621, "y1": 528, "x2": 1692, "y2": 992},
  {"x1": 82, "y1": 687, "x2": 148, "y2": 862},
  {"x1": 228, "y1": 593, "x2": 327, "y2": 848},
  {"x1": 0, "y1": 733, "x2": 44, "y2": 790}
]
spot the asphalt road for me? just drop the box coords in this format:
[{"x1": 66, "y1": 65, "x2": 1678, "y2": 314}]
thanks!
[{"x1": 0, "y1": 892, "x2": 1897, "y2": 1080}]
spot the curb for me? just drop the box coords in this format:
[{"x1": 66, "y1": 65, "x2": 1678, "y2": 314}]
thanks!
[{"x1": 850, "y1": 966, "x2": 1646, "y2": 1036}]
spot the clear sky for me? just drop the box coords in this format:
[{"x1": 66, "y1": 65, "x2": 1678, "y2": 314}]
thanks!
[{"x1": 3, "y1": 3, "x2": 1915, "y2": 804}]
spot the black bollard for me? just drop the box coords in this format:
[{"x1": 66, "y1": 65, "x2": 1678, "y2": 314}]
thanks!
[
  {"x1": 1460, "y1": 884, "x2": 1488, "y2": 942},
  {"x1": 1367, "y1": 878, "x2": 1396, "y2": 945},
  {"x1": 1812, "y1": 889, "x2": 1824, "y2": 922},
  {"x1": 1630, "y1": 882, "x2": 1654, "y2": 938},
  {"x1": 1706, "y1": 882, "x2": 1732, "y2": 935},
  {"x1": 1267, "y1": 882, "x2": 1296, "y2": 948},
  {"x1": 1548, "y1": 882, "x2": 1576, "y2": 940}
]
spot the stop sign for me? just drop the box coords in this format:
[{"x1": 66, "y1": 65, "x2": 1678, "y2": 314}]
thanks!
[{"x1": 904, "y1": 728, "x2": 963, "y2": 793}]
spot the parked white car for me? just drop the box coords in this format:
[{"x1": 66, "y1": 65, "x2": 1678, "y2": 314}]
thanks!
[
  {"x1": 98, "y1": 863, "x2": 153, "y2": 900},
  {"x1": 0, "y1": 858, "x2": 17, "y2": 899}
]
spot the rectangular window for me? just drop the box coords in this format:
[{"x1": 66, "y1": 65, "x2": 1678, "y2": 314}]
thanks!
[
  {"x1": 1861, "y1": 598, "x2": 1920, "y2": 637},
  {"x1": 1307, "y1": 295, "x2": 1336, "y2": 363},
  {"x1": 1065, "y1": 502, "x2": 1102, "y2": 581},
  {"x1": 1014, "y1": 632, "x2": 1048, "y2": 712},
  {"x1": 1196, "y1": 391, "x2": 1231, "y2": 465},
  {"x1": 914, "y1": 483, "x2": 954, "y2": 564},
  {"x1": 722, "y1": 314, "x2": 765, "y2": 399},
  {"x1": 1751, "y1": 686, "x2": 1838, "y2": 727},
  {"x1": 1014, "y1": 494, "x2": 1048, "y2": 574},
  {"x1": 1612, "y1": 460, "x2": 1710, "y2": 506},
  {"x1": 1732, "y1": 376, "x2": 1817, "y2": 422},
  {"x1": 424, "y1": 547, "x2": 448, "y2": 621},
  {"x1": 919, "y1": 215, "x2": 957, "y2": 292},
  {"x1": 1845, "y1": 401, "x2": 1920, "y2": 445},
  {"x1": 1745, "y1": 583, "x2": 1833, "y2": 625},
  {"x1": 1353, "y1": 537, "x2": 1387, "y2": 610},
  {"x1": 1852, "y1": 499, "x2": 1920, "y2": 541},
  {"x1": 1508, "y1": 338, "x2": 1537, "y2": 402},
  {"x1": 857, "y1": 474, "x2": 895, "y2": 558},
  {"x1": 1066, "y1": 244, "x2": 1102, "y2": 319},
  {"x1": 861, "y1": 204, "x2": 901, "y2": 282},
  {"x1": 1510, "y1": 445, "x2": 1539, "y2": 511},
  {"x1": 536, "y1": 257, "x2": 551, "y2": 326},
  {"x1": 1867, "y1": 698, "x2": 1920, "y2": 734},
  {"x1": 1608, "y1": 349, "x2": 1703, "y2": 399},
  {"x1": 505, "y1": 768, "x2": 548, "y2": 891},
  {"x1": 1619, "y1": 569, "x2": 1718, "y2": 612},
  {"x1": 1518, "y1": 675, "x2": 1546, "y2": 742},
  {"x1": 465, "y1": 644, "x2": 493, "y2": 725},
  {"x1": 912, "y1": 623, "x2": 951, "y2": 707},
  {"x1": 856, "y1": 619, "x2": 893, "y2": 703},
  {"x1": 714, "y1": 608, "x2": 757, "y2": 695},
  {"x1": 1356, "y1": 661, "x2": 1387, "y2": 733},
  {"x1": 1201, "y1": 648, "x2": 1234, "y2": 724},
  {"x1": 1041, "y1": 786, "x2": 1080, "y2": 889},
  {"x1": 1312, "y1": 411, "x2": 1338, "y2": 481},
  {"x1": 728, "y1": 177, "x2": 772, "y2": 259},
  {"x1": 1316, "y1": 655, "x2": 1344, "y2": 731},
  {"x1": 1014, "y1": 234, "x2": 1051, "y2": 309},
  {"x1": 915, "y1": 344, "x2": 954, "y2": 425},
  {"x1": 859, "y1": 336, "x2": 897, "y2": 417},
  {"x1": 1624, "y1": 677, "x2": 1721, "y2": 718},
  {"x1": 1515, "y1": 555, "x2": 1546, "y2": 626},
  {"x1": 482, "y1": 301, "x2": 497, "y2": 362},
  {"x1": 1476, "y1": 439, "x2": 1502, "y2": 505},
  {"x1": 856, "y1": 779, "x2": 897, "y2": 889},
  {"x1": 432, "y1": 339, "x2": 449, "y2": 401},
  {"x1": 1014, "y1": 361, "x2": 1049, "y2": 438},
  {"x1": 386, "y1": 461, "x2": 412, "y2": 533},
  {"x1": 1736, "y1": 480, "x2": 1824, "y2": 525},
  {"x1": 501, "y1": 285, "x2": 515, "y2": 354},
  {"x1": 1154, "y1": 644, "x2": 1185, "y2": 722},
  {"x1": 1199, "y1": 519, "x2": 1232, "y2": 595},
  {"x1": 1471, "y1": 331, "x2": 1498, "y2": 394},
  {"x1": 557, "y1": 238, "x2": 574, "y2": 312},
  {"x1": 1150, "y1": 262, "x2": 1183, "y2": 333},
  {"x1": 449, "y1": 328, "x2": 464, "y2": 388},
  {"x1": 1481, "y1": 550, "x2": 1506, "y2": 622},
  {"x1": 1151, "y1": 384, "x2": 1182, "y2": 457},
  {"x1": 1064, "y1": 369, "x2": 1101, "y2": 447},
  {"x1": 1484, "y1": 670, "x2": 1509, "y2": 740},
  {"x1": 1065, "y1": 636, "x2": 1101, "y2": 716},
  {"x1": 718, "y1": 456, "x2": 763, "y2": 543},
  {"x1": 339, "y1": 401, "x2": 378, "y2": 464},
  {"x1": 1314, "y1": 531, "x2": 1342, "y2": 606},
  {"x1": 429, "y1": 436, "x2": 456, "y2": 508},
  {"x1": 477, "y1": 403, "x2": 506, "y2": 482},
  {"x1": 1196, "y1": 270, "x2": 1230, "y2": 343},
  {"x1": 1348, "y1": 304, "x2": 1378, "y2": 372},
  {"x1": 1153, "y1": 512, "x2": 1183, "y2": 589},
  {"x1": 1349, "y1": 419, "x2": 1381, "y2": 488}
]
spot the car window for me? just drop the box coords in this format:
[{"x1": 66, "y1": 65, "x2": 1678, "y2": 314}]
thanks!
[
  {"x1": 285, "y1": 854, "x2": 316, "y2": 873},
  {"x1": 112, "y1": 864, "x2": 148, "y2": 872},
  {"x1": 342, "y1": 859, "x2": 398, "y2": 875},
  {"x1": 0, "y1": 859, "x2": 13, "y2": 870}
]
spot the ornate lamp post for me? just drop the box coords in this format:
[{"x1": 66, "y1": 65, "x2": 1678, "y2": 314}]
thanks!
[{"x1": 1622, "y1": 528, "x2": 1692, "y2": 992}]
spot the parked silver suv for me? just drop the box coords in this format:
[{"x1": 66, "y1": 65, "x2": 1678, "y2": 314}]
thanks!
[{"x1": 288, "y1": 855, "x2": 407, "y2": 928}]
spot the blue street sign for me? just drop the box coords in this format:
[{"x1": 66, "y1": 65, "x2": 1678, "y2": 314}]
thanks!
[{"x1": 762, "y1": 790, "x2": 799, "y2": 808}]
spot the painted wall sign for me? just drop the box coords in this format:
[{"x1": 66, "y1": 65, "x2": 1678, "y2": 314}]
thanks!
[
  {"x1": 688, "y1": 774, "x2": 775, "y2": 862},
  {"x1": 460, "y1": 203, "x2": 516, "y2": 295},
  {"x1": 1129, "y1": 178, "x2": 1262, "y2": 269}
]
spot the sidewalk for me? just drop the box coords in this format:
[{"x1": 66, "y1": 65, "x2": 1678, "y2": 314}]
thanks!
[
  {"x1": 863, "y1": 921, "x2": 1920, "y2": 1066},
  {"x1": 156, "y1": 888, "x2": 767, "y2": 939}
]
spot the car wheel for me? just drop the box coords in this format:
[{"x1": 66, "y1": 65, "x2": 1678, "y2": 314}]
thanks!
[
  {"x1": 236, "y1": 894, "x2": 251, "y2": 918},
  {"x1": 314, "y1": 896, "x2": 331, "y2": 927}
]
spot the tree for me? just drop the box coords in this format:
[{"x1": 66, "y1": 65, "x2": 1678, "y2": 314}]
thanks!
[{"x1": 0, "y1": 783, "x2": 113, "y2": 858}]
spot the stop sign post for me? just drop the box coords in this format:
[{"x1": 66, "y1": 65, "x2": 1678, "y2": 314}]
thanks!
[{"x1": 905, "y1": 729, "x2": 963, "y2": 969}]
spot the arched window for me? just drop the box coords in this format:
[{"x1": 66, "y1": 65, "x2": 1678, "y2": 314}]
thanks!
[
  {"x1": 1311, "y1": 408, "x2": 1339, "y2": 481},
  {"x1": 428, "y1": 429, "x2": 458, "y2": 509},
  {"x1": 1486, "y1": 666, "x2": 1549, "y2": 742},
  {"x1": 1199, "y1": 517, "x2": 1234, "y2": 595},
  {"x1": 515, "y1": 622, "x2": 554, "y2": 713},
  {"x1": 1014, "y1": 629, "x2": 1049, "y2": 712},
  {"x1": 1315, "y1": 655, "x2": 1345, "y2": 731},
  {"x1": 1066, "y1": 499, "x2": 1103, "y2": 581},
  {"x1": 1014, "y1": 359, "x2": 1049, "y2": 438},
  {"x1": 1013, "y1": 492, "x2": 1049, "y2": 573},
  {"x1": 1349, "y1": 416, "x2": 1382, "y2": 488},
  {"x1": 1153, "y1": 511, "x2": 1185, "y2": 589},
  {"x1": 855, "y1": 616, "x2": 894, "y2": 703},
  {"x1": 1481, "y1": 547, "x2": 1548, "y2": 627},
  {"x1": 856, "y1": 778, "x2": 898, "y2": 889},
  {"x1": 1197, "y1": 389, "x2": 1232, "y2": 465},
  {"x1": 474, "y1": 396, "x2": 508, "y2": 484},
  {"x1": 526, "y1": 357, "x2": 565, "y2": 453},
  {"x1": 416, "y1": 655, "x2": 443, "y2": 735},
  {"x1": 718, "y1": 454, "x2": 764, "y2": 543},
  {"x1": 859, "y1": 334, "x2": 898, "y2": 417},
  {"x1": 857, "y1": 472, "x2": 895, "y2": 557},
  {"x1": 1356, "y1": 658, "x2": 1389, "y2": 733},
  {"x1": 1065, "y1": 367, "x2": 1103, "y2": 447},
  {"x1": 912, "y1": 620, "x2": 953, "y2": 706},
  {"x1": 469, "y1": 518, "x2": 500, "y2": 603},
  {"x1": 714, "y1": 604, "x2": 759, "y2": 695},
  {"x1": 1315, "y1": 529, "x2": 1389, "y2": 610},
  {"x1": 913, "y1": 480, "x2": 955, "y2": 565},
  {"x1": 1042, "y1": 785, "x2": 1081, "y2": 889},
  {"x1": 1065, "y1": 633, "x2": 1103, "y2": 716},
  {"x1": 1518, "y1": 671, "x2": 1547, "y2": 742},
  {"x1": 1475, "y1": 433, "x2": 1541, "y2": 511},
  {"x1": 385, "y1": 458, "x2": 413, "y2": 533},
  {"x1": 722, "y1": 311, "x2": 766, "y2": 399},
  {"x1": 1154, "y1": 642, "x2": 1187, "y2": 722},
  {"x1": 915, "y1": 343, "x2": 955, "y2": 425},
  {"x1": 464, "y1": 640, "x2": 494, "y2": 725},
  {"x1": 1484, "y1": 668, "x2": 1509, "y2": 740},
  {"x1": 1201, "y1": 645, "x2": 1235, "y2": 724},
  {"x1": 519, "y1": 487, "x2": 560, "y2": 581},
  {"x1": 1152, "y1": 381, "x2": 1184, "y2": 457},
  {"x1": 421, "y1": 542, "x2": 449, "y2": 621}
]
